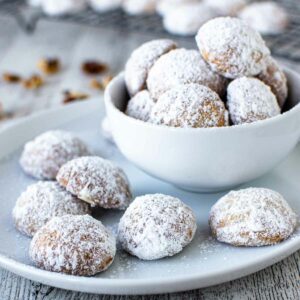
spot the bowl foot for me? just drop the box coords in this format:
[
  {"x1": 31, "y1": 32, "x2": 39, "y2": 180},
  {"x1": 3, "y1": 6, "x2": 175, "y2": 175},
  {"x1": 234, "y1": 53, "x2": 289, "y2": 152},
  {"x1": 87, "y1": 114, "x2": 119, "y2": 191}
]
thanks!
[{"x1": 173, "y1": 183, "x2": 242, "y2": 194}]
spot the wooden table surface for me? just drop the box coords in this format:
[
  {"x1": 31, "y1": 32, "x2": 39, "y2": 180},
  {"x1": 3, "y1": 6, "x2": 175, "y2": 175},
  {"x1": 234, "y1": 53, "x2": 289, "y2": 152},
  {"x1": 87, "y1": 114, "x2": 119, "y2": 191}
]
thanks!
[{"x1": 0, "y1": 15, "x2": 299, "y2": 300}]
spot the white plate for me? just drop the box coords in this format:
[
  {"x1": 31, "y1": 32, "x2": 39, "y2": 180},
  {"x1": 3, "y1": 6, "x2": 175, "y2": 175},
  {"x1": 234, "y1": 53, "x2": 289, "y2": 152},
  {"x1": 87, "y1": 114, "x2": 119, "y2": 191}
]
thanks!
[{"x1": 0, "y1": 99, "x2": 299, "y2": 295}]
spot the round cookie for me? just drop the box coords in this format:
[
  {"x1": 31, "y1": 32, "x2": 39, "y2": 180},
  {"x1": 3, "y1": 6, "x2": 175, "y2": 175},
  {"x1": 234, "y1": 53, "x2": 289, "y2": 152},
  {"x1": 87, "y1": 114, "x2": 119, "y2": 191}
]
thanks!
[
  {"x1": 125, "y1": 39, "x2": 177, "y2": 97},
  {"x1": 30, "y1": 215, "x2": 116, "y2": 275},
  {"x1": 89, "y1": 0, "x2": 122, "y2": 12},
  {"x1": 126, "y1": 90, "x2": 154, "y2": 121},
  {"x1": 12, "y1": 181, "x2": 91, "y2": 237},
  {"x1": 40, "y1": 0, "x2": 87, "y2": 16},
  {"x1": 156, "y1": 0, "x2": 197, "y2": 16},
  {"x1": 196, "y1": 17, "x2": 270, "y2": 79},
  {"x1": 122, "y1": 0, "x2": 157, "y2": 15},
  {"x1": 118, "y1": 194, "x2": 197, "y2": 260},
  {"x1": 163, "y1": 3, "x2": 218, "y2": 36},
  {"x1": 238, "y1": 2, "x2": 289, "y2": 35},
  {"x1": 209, "y1": 188, "x2": 298, "y2": 246},
  {"x1": 56, "y1": 156, "x2": 132, "y2": 209},
  {"x1": 20, "y1": 130, "x2": 89, "y2": 180},
  {"x1": 147, "y1": 48, "x2": 228, "y2": 100},
  {"x1": 203, "y1": 0, "x2": 247, "y2": 16},
  {"x1": 227, "y1": 77, "x2": 280, "y2": 125},
  {"x1": 257, "y1": 56, "x2": 288, "y2": 109},
  {"x1": 150, "y1": 83, "x2": 229, "y2": 128}
]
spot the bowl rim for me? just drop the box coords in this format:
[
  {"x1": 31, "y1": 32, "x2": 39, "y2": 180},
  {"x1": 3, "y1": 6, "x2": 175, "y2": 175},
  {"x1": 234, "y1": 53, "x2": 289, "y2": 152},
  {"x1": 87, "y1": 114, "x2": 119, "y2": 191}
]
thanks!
[{"x1": 105, "y1": 67, "x2": 300, "y2": 134}]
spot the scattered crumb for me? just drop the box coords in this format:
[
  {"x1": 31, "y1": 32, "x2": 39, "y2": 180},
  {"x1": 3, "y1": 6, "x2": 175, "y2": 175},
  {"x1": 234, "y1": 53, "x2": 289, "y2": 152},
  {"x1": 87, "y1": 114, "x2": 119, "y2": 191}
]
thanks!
[
  {"x1": 2, "y1": 72, "x2": 22, "y2": 83},
  {"x1": 101, "y1": 74, "x2": 113, "y2": 89},
  {"x1": 89, "y1": 75, "x2": 113, "y2": 90},
  {"x1": 82, "y1": 60, "x2": 108, "y2": 75},
  {"x1": 89, "y1": 78, "x2": 103, "y2": 90},
  {"x1": 38, "y1": 57, "x2": 61, "y2": 75},
  {"x1": 63, "y1": 90, "x2": 89, "y2": 104},
  {"x1": 22, "y1": 74, "x2": 44, "y2": 90}
]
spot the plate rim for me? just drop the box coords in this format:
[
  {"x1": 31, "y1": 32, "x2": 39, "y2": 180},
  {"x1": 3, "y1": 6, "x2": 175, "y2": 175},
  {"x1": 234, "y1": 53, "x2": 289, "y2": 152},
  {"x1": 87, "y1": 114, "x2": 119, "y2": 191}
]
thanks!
[{"x1": 0, "y1": 101, "x2": 299, "y2": 295}]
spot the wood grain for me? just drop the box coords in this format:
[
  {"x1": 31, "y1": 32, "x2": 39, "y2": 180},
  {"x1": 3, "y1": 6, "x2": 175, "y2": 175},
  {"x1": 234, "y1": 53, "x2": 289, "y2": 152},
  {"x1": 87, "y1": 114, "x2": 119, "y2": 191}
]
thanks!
[{"x1": 0, "y1": 15, "x2": 299, "y2": 300}]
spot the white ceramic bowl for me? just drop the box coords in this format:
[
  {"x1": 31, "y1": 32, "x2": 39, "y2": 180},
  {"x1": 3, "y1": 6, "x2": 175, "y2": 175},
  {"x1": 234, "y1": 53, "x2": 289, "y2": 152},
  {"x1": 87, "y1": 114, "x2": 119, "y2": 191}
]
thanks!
[{"x1": 104, "y1": 68, "x2": 300, "y2": 192}]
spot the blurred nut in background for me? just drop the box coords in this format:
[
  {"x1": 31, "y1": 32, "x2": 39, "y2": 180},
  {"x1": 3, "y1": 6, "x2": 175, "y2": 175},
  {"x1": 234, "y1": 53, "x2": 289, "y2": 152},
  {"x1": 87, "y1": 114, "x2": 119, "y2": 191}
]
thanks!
[
  {"x1": 63, "y1": 90, "x2": 89, "y2": 104},
  {"x1": 23, "y1": 75, "x2": 44, "y2": 90},
  {"x1": 2, "y1": 72, "x2": 21, "y2": 83},
  {"x1": 89, "y1": 75, "x2": 113, "y2": 90},
  {"x1": 82, "y1": 60, "x2": 108, "y2": 75},
  {"x1": 101, "y1": 75, "x2": 113, "y2": 89},
  {"x1": 38, "y1": 58, "x2": 61, "y2": 75},
  {"x1": 89, "y1": 79, "x2": 103, "y2": 90}
]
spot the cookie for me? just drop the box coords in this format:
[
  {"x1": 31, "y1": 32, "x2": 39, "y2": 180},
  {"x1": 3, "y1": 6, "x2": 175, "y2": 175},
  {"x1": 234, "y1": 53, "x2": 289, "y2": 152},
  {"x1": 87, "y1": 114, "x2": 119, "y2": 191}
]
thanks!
[
  {"x1": 227, "y1": 77, "x2": 280, "y2": 125},
  {"x1": 163, "y1": 3, "x2": 217, "y2": 36},
  {"x1": 196, "y1": 17, "x2": 270, "y2": 78},
  {"x1": 147, "y1": 48, "x2": 228, "y2": 100},
  {"x1": 126, "y1": 90, "x2": 154, "y2": 121},
  {"x1": 20, "y1": 130, "x2": 89, "y2": 180},
  {"x1": 56, "y1": 156, "x2": 132, "y2": 209},
  {"x1": 125, "y1": 39, "x2": 177, "y2": 96},
  {"x1": 118, "y1": 194, "x2": 197, "y2": 260},
  {"x1": 238, "y1": 2, "x2": 289, "y2": 35},
  {"x1": 209, "y1": 188, "x2": 298, "y2": 246},
  {"x1": 150, "y1": 83, "x2": 229, "y2": 128},
  {"x1": 13, "y1": 181, "x2": 90, "y2": 237},
  {"x1": 30, "y1": 215, "x2": 116, "y2": 275},
  {"x1": 257, "y1": 56, "x2": 288, "y2": 108}
]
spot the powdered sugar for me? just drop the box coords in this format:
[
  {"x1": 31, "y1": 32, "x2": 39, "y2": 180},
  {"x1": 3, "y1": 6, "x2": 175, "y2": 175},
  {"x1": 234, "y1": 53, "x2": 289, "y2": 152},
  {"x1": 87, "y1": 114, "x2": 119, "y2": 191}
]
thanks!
[
  {"x1": 56, "y1": 156, "x2": 132, "y2": 209},
  {"x1": 196, "y1": 17, "x2": 270, "y2": 78},
  {"x1": 88, "y1": 0, "x2": 122, "y2": 12},
  {"x1": 227, "y1": 77, "x2": 280, "y2": 124},
  {"x1": 209, "y1": 188, "x2": 298, "y2": 246},
  {"x1": 238, "y1": 2, "x2": 289, "y2": 35},
  {"x1": 118, "y1": 194, "x2": 197, "y2": 260},
  {"x1": 29, "y1": 214, "x2": 116, "y2": 276},
  {"x1": 147, "y1": 48, "x2": 228, "y2": 100},
  {"x1": 126, "y1": 90, "x2": 154, "y2": 121},
  {"x1": 156, "y1": 0, "x2": 198, "y2": 16},
  {"x1": 122, "y1": 0, "x2": 157, "y2": 15},
  {"x1": 40, "y1": 0, "x2": 87, "y2": 16},
  {"x1": 13, "y1": 181, "x2": 91, "y2": 237},
  {"x1": 204, "y1": 0, "x2": 247, "y2": 16},
  {"x1": 125, "y1": 39, "x2": 177, "y2": 96},
  {"x1": 150, "y1": 83, "x2": 229, "y2": 128},
  {"x1": 258, "y1": 56, "x2": 288, "y2": 108},
  {"x1": 20, "y1": 130, "x2": 90, "y2": 180},
  {"x1": 163, "y1": 3, "x2": 218, "y2": 36}
]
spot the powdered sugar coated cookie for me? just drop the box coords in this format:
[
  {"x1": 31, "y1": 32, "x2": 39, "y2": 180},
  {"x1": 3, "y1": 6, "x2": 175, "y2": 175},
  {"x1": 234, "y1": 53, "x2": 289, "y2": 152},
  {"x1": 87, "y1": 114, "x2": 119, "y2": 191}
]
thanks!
[
  {"x1": 147, "y1": 48, "x2": 228, "y2": 100},
  {"x1": 13, "y1": 181, "x2": 91, "y2": 237},
  {"x1": 118, "y1": 194, "x2": 197, "y2": 260},
  {"x1": 30, "y1": 215, "x2": 116, "y2": 275},
  {"x1": 209, "y1": 188, "x2": 298, "y2": 246},
  {"x1": 150, "y1": 83, "x2": 229, "y2": 128},
  {"x1": 56, "y1": 156, "x2": 132, "y2": 209},
  {"x1": 196, "y1": 17, "x2": 270, "y2": 78},
  {"x1": 20, "y1": 130, "x2": 90, "y2": 180},
  {"x1": 227, "y1": 77, "x2": 280, "y2": 125}
]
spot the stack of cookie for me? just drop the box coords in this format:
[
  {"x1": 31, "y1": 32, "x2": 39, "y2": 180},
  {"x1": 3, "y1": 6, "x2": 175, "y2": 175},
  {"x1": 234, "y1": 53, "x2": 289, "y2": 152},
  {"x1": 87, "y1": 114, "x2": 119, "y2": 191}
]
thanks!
[
  {"x1": 13, "y1": 130, "x2": 197, "y2": 275},
  {"x1": 14, "y1": 130, "x2": 132, "y2": 275},
  {"x1": 124, "y1": 17, "x2": 288, "y2": 128}
]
